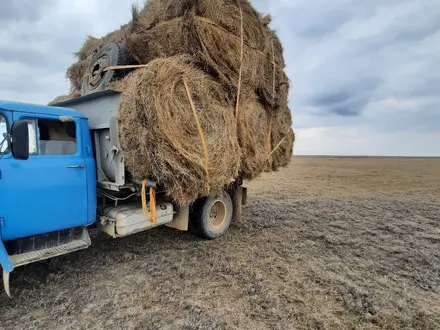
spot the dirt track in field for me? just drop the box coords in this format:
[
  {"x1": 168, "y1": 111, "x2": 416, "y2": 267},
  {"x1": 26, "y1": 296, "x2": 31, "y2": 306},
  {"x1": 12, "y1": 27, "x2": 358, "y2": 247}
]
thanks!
[{"x1": 1, "y1": 157, "x2": 439, "y2": 330}]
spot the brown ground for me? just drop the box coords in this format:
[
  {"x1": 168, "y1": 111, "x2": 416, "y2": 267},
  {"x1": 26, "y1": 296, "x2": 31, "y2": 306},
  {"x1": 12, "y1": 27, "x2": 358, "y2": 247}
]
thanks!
[{"x1": 1, "y1": 157, "x2": 439, "y2": 330}]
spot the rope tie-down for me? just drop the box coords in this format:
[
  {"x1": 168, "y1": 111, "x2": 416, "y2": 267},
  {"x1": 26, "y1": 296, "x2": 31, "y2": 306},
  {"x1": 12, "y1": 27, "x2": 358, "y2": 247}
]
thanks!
[
  {"x1": 183, "y1": 78, "x2": 211, "y2": 193},
  {"x1": 235, "y1": 7, "x2": 244, "y2": 122},
  {"x1": 265, "y1": 40, "x2": 277, "y2": 164},
  {"x1": 267, "y1": 129, "x2": 292, "y2": 159}
]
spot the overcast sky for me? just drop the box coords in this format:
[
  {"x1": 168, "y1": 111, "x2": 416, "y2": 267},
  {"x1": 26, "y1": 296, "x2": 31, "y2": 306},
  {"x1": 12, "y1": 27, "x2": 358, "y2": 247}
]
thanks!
[{"x1": 0, "y1": 0, "x2": 439, "y2": 156}]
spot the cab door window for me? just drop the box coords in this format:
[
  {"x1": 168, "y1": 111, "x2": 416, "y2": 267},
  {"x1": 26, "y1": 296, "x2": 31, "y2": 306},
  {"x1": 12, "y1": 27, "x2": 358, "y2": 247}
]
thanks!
[
  {"x1": 38, "y1": 119, "x2": 77, "y2": 155},
  {"x1": 24, "y1": 118, "x2": 77, "y2": 156}
]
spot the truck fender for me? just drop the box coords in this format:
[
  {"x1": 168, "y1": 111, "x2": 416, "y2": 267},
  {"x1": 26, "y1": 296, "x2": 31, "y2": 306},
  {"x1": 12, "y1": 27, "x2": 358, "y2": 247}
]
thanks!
[{"x1": 0, "y1": 240, "x2": 14, "y2": 297}]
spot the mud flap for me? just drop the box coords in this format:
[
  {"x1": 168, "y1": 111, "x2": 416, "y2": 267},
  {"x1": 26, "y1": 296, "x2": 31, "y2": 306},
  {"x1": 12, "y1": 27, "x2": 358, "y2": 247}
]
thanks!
[
  {"x1": 231, "y1": 186, "x2": 247, "y2": 224},
  {"x1": 166, "y1": 206, "x2": 189, "y2": 231},
  {"x1": 0, "y1": 240, "x2": 14, "y2": 297}
]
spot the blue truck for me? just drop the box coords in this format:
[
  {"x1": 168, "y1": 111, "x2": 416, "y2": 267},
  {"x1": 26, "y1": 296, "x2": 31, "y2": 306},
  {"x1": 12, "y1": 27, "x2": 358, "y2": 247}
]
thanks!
[{"x1": 0, "y1": 90, "x2": 246, "y2": 297}]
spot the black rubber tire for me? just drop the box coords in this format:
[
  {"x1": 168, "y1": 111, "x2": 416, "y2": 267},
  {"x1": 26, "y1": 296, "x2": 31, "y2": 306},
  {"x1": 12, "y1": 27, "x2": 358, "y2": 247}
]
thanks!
[
  {"x1": 81, "y1": 43, "x2": 132, "y2": 96},
  {"x1": 190, "y1": 192, "x2": 233, "y2": 240}
]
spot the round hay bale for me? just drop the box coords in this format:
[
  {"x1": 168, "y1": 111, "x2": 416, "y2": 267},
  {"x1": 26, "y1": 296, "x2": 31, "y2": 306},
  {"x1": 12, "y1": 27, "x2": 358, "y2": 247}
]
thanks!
[
  {"x1": 267, "y1": 106, "x2": 294, "y2": 171},
  {"x1": 102, "y1": 23, "x2": 132, "y2": 46},
  {"x1": 76, "y1": 24, "x2": 133, "y2": 60},
  {"x1": 75, "y1": 36, "x2": 101, "y2": 61},
  {"x1": 135, "y1": 0, "x2": 266, "y2": 50},
  {"x1": 127, "y1": 13, "x2": 267, "y2": 90},
  {"x1": 257, "y1": 67, "x2": 290, "y2": 111},
  {"x1": 264, "y1": 27, "x2": 286, "y2": 68},
  {"x1": 126, "y1": 18, "x2": 192, "y2": 65},
  {"x1": 66, "y1": 60, "x2": 89, "y2": 92},
  {"x1": 117, "y1": 56, "x2": 241, "y2": 205},
  {"x1": 257, "y1": 26, "x2": 289, "y2": 109},
  {"x1": 237, "y1": 91, "x2": 269, "y2": 180},
  {"x1": 191, "y1": 14, "x2": 266, "y2": 88},
  {"x1": 272, "y1": 128, "x2": 295, "y2": 169}
]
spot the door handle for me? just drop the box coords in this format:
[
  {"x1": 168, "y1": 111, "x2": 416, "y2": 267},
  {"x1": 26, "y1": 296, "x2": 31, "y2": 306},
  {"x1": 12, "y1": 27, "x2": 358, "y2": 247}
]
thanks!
[{"x1": 68, "y1": 164, "x2": 85, "y2": 169}]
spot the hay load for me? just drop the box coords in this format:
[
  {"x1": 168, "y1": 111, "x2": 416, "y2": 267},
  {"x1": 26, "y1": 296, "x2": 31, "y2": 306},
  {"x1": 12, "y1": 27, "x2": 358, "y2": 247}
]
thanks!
[
  {"x1": 53, "y1": 0, "x2": 294, "y2": 204},
  {"x1": 116, "y1": 56, "x2": 241, "y2": 205}
]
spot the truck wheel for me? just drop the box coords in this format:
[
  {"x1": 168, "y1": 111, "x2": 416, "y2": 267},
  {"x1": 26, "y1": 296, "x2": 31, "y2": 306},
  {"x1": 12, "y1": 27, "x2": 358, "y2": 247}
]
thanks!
[
  {"x1": 81, "y1": 43, "x2": 133, "y2": 96},
  {"x1": 190, "y1": 192, "x2": 233, "y2": 240}
]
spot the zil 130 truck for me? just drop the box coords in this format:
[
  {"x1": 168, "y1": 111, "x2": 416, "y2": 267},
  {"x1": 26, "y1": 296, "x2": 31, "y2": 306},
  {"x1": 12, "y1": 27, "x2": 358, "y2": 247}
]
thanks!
[{"x1": 0, "y1": 88, "x2": 246, "y2": 297}]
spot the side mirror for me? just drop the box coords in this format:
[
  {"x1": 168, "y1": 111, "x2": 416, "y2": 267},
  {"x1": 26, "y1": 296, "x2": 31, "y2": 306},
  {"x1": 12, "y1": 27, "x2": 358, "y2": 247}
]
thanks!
[{"x1": 11, "y1": 120, "x2": 29, "y2": 160}]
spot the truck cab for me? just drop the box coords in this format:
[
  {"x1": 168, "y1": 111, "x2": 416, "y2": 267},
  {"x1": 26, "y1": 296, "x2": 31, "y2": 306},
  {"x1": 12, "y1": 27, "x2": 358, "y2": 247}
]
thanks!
[{"x1": 0, "y1": 101, "x2": 97, "y2": 242}]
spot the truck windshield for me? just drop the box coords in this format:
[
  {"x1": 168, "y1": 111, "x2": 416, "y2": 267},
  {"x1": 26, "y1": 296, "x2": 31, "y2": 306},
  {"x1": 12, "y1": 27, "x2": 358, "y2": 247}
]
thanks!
[{"x1": 0, "y1": 114, "x2": 9, "y2": 154}]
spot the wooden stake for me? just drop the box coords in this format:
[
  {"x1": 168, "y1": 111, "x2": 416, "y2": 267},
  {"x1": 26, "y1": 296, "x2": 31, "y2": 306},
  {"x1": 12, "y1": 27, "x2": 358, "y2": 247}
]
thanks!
[
  {"x1": 235, "y1": 7, "x2": 244, "y2": 121},
  {"x1": 183, "y1": 78, "x2": 210, "y2": 192}
]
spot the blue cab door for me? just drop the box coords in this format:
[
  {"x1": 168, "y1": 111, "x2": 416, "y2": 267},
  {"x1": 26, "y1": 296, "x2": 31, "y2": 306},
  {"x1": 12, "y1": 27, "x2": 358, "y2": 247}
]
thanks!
[{"x1": 0, "y1": 111, "x2": 89, "y2": 241}]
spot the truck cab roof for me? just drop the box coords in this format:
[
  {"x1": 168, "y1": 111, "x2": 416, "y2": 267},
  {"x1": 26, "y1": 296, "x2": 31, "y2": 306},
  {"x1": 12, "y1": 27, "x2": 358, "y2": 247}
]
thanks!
[{"x1": 0, "y1": 100, "x2": 86, "y2": 119}]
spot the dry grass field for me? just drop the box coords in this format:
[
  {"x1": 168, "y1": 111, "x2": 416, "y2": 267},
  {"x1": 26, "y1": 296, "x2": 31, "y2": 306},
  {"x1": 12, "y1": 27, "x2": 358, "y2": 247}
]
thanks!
[{"x1": 0, "y1": 157, "x2": 439, "y2": 330}]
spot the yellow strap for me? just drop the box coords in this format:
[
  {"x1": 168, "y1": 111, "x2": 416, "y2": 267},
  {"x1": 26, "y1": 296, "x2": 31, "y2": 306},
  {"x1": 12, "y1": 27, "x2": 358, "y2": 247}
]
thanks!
[
  {"x1": 149, "y1": 187, "x2": 157, "y2": 227},
  {"x1": 141, "y1": 180, "x2": 157, "y2": 227}
]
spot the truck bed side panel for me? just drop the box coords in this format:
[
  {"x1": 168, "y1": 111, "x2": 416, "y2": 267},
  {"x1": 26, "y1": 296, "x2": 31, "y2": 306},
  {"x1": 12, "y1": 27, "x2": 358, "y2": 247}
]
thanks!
[{"x1": 82, "y1": 118, "x2": 97, "y2": 225}]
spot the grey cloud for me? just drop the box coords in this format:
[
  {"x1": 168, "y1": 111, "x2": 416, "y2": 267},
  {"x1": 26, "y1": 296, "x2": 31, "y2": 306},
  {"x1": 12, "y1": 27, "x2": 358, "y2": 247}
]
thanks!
[
  {"x1": 307, "y1": 78, "x2": 382, "y2": 117},
  {"x1": 312, "y1": 93, "x2": 369, "y2": 117},
  {"x1": 0, "y1": 71, "x2": 53, "y2": 94},
  {"x1": 292, "y1": 8, "x2": 351, "y2": 39},
  {"x1": 396, "y1": 77, "x2": 440, "y2": 100},
  {"x1": 268, "y1": 0, "x2": 440, "y2": 135},
  {"x1": 357, "y1": 9, "x2": 440, "y2": 53},
  {"x1": 272, "y1": 0, "x2": 393, "y2": 42},
  {"x1": 0, "y1": 48, "x2": 61, "y2": 68},
  {"x1": 0, "y1": 0, "x2": 54, "y2": 23},
  {"x1": 366, "y1": 104, "x2": 440, "y2": 134}
]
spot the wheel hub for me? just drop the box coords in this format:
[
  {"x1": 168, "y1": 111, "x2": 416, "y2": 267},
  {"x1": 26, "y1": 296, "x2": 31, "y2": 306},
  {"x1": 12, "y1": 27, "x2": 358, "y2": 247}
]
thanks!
[
  {"x1": 209, "y1": 200, "x2": 227, "y2": 228},
  {"x1": 88, "y1": 55, "x2": 110, "y2": 88}
]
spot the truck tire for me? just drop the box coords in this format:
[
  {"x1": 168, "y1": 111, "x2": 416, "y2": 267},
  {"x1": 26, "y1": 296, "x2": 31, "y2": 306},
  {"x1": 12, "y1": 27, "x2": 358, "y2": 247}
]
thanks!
[
  {"x1": 81, "y1": 43, "x2": 133, "y2": 96},
  {"x1": 190, "y1": 192, "x2": 233, "y2": 239}
]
